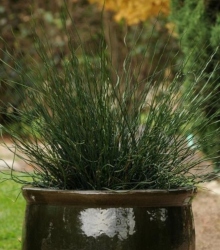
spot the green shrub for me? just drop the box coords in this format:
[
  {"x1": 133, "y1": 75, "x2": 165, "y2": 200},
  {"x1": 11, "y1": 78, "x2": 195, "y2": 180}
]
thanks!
[{"x1": 171, "y1": 0, "x2": 220, "y2": 167}]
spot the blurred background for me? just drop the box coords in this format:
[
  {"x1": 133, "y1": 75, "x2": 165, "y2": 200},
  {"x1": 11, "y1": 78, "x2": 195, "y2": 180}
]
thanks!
[{"x1": 0, "y1": 0, "x2": 179, "y2": 131}]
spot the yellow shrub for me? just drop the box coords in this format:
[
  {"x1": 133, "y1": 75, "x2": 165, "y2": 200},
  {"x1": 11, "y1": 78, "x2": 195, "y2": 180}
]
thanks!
[{"x1": 89, "y1": 0, "x2": 170, "y2": 24}]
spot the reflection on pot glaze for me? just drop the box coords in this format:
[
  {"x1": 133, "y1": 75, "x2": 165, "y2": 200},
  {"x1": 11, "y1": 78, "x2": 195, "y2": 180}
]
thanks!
[
  {"x1": 79, "y1": 208, "x2": 136, "y2": 240},
  {"x1": 147, "y1": 208, "x2": 168, "y2": 222}
]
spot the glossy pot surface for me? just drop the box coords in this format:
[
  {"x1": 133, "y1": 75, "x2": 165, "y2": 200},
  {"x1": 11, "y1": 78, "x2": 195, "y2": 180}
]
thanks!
[{"x1": 22, "y1": 187, "x2": 196, "y2": 250}]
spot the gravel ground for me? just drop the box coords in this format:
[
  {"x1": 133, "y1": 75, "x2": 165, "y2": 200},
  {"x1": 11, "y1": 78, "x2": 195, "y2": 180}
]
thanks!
[
  {"x1": 0, "y1": 142, "x2": 28, "y2": 171},
  {"x1": 1, "y1": 141, "x2": 220, "y2": 249},
  {"x1": 193, "y1": 181, "x2": 220, "y2": 250}
]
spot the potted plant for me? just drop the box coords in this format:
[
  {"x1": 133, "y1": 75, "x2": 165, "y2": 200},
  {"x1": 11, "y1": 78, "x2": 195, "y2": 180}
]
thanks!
[{"x1": 1, "y1": 11, "x2": 219, "y2": 250}]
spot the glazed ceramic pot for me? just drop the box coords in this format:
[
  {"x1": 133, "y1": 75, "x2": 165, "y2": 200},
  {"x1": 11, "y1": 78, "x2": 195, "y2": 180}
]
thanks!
[{"x1": 22, "y1": 186, "x2": 196, "y2": 250}]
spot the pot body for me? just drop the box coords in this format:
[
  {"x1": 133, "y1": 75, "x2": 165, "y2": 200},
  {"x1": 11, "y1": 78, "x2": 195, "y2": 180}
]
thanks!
[{"x1": 22, "y1": 187, "x2": 196, "y2": 250}]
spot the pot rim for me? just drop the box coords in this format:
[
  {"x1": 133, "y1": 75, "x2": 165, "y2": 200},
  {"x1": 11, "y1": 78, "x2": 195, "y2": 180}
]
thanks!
[
  {"x1": 22, "y1": 185, "x2": 196, "y2": 193},
  {"x1": 22, "y1": 185, "x2": 196, "y2": 207}
]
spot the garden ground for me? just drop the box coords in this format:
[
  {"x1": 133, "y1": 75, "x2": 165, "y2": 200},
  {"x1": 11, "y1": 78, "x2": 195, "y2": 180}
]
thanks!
[{"x1": 0, "y1": 140, "x2": 220, "y2": 249}]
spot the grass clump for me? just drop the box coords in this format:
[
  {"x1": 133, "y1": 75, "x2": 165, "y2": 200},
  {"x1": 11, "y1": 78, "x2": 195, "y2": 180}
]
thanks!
[{"x1": 0, "y1": 13, "x2": 220, "y2": 190}]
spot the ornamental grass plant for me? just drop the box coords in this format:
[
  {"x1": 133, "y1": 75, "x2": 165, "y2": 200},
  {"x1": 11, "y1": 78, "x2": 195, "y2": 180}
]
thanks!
[{"x1": 0, "y1": 12, "x2": 220, "y2": 191}]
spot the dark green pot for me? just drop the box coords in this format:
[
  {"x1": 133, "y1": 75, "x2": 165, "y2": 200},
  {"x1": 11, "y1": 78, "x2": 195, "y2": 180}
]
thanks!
[{"x1": 22, "y1": 187, "x2": 196, "y2": 250}]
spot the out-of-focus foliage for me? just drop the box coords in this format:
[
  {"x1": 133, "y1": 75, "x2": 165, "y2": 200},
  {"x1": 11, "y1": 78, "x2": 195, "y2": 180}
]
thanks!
[
  {"x1": 171, "y1": 0, "x2": 220, "y2": 167},
  {"x1": 0, "y1": 0, "x2": 179, "y2": 130},
  {"x1": 89, "y1": 0, "x2": 170, "y2": 24},
  {"x1": 0, "y1": 0, "x2": 103, "y2": 126}
]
